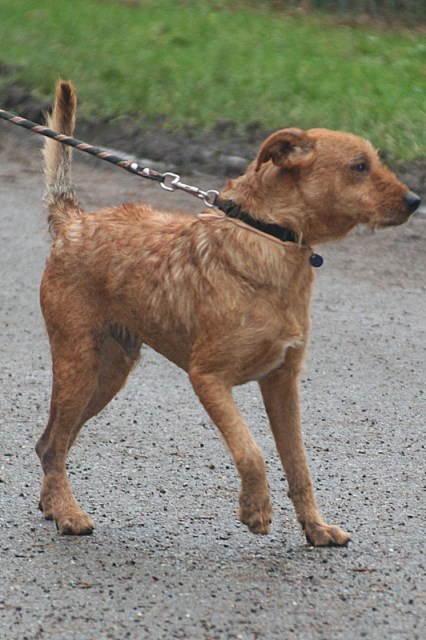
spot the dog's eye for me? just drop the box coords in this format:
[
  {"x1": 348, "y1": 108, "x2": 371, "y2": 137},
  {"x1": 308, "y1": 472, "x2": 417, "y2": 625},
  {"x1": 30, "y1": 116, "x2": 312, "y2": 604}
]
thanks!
[{"x1": 351, "y1": 161, "x2": 369, "y2": 174}]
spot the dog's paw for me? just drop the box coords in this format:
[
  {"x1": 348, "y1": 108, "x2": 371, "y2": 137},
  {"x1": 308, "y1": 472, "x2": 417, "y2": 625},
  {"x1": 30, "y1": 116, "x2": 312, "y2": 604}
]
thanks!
[
  {"x1": 304, "y1": 522, "x2": 350, "y2": 547},
  {"x1": 39, "y1": 497, "x2": 95, "y2": 535},
  {"x1": 55, "y1": 511, "x2": 95, "y2": 536},
  {"x1": 239, "y1": 492, "x2": 273, "y2": 535}
]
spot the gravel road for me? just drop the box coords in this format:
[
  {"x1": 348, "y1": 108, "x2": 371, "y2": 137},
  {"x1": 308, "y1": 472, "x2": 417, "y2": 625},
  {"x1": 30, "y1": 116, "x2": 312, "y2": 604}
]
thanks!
[{"x1": 0, "y1": 125, "x2": 425, "y2": 640}]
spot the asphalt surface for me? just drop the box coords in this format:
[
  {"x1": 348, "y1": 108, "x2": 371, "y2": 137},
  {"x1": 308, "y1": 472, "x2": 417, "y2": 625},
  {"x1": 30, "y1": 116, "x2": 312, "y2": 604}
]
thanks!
[{"x1": 0, "y1": 125, "x2": 425, "y2": 640}]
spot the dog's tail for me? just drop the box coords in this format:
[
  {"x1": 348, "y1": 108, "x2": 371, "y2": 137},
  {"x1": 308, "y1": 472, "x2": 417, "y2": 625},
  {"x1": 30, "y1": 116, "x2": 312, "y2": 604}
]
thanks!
[{"x1": 43, "y1": 80, "x2": 81, "y2": 239}]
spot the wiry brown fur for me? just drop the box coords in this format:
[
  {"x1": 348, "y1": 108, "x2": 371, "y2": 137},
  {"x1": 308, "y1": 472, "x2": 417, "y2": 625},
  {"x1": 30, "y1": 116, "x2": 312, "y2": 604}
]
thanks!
[
  {"x1": 43, "y1": 81, "x2": 81, "y2": 237},
  {"x1": 36, "y1": 80, "x2": 420, "y2": 545}
]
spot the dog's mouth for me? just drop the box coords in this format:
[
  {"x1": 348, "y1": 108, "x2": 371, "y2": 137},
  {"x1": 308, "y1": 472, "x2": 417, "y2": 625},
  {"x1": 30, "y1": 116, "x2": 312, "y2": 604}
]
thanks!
[
  {"x1": 375, "y1": 210, "x2": 414, "y2": 228},
  {"x1": 370, "y1": 191, "x2": 421, "y2": 229},
  {"x1": 374, "y1": 217, "x2": 405, "y2": 229}
]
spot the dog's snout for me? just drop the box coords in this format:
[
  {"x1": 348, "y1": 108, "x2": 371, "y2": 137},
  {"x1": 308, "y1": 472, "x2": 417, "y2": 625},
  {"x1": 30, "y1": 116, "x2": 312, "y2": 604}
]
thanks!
[{"x1": 403, "y1": 191, "x2": 421, "y2": 214}]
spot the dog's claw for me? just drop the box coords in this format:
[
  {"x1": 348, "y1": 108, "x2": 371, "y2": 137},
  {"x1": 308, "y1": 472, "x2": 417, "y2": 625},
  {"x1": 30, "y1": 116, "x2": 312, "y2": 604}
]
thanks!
[
  {"x1": 239, "y1": 493, "x2": 273, "y2": 535},
  {"x1": 39, "y1": 496, "x2": 95, "y2": 534},
  {"x1": 304, "y1": 522, "x2": 350, "y2": 547},
  {"x1": 55, "y1": 513, "x2": 95, "y2": 536}
]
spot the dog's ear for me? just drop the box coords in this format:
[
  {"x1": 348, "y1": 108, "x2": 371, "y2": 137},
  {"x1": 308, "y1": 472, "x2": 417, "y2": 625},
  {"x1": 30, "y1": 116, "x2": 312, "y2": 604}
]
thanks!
[{"x1": 255, "y1": 128, "x2": 315, "y2": 171}]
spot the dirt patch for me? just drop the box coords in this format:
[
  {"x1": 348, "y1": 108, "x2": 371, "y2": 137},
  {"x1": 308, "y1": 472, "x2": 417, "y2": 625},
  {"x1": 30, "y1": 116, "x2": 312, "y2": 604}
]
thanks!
[{"x1": 1, "y1": 80, "x2": 425, "y2": 196}]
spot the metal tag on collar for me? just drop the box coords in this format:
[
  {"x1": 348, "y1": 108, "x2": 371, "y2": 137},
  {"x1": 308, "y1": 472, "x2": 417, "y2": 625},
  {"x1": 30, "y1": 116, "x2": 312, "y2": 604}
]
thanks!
[{"x1": 309, "y1": 253, "x2": 324, "y2": 268}]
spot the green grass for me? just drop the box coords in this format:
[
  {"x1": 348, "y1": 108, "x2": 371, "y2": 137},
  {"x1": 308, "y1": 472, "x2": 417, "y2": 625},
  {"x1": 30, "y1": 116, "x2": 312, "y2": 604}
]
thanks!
[{"x1": 0, "y1": 0, "x2": 424, "y2": 161}]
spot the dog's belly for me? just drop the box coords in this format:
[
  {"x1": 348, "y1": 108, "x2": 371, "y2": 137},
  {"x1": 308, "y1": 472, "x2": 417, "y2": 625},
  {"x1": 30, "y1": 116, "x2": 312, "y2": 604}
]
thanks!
[
  {"x1": 154, "y1": 329, "x2": 304, "y2": 384},
  {"x1": 109, "y1": 287, "x2": 308, "y2": 383},
  {"x1": 144, "y1": 332, "x2": 192, "y2": 371}
]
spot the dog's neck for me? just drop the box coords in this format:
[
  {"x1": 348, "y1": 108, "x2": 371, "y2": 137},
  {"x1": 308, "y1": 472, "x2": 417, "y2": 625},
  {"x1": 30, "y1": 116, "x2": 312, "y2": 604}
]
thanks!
[
  {"x1": 215, "y1": 197, "x2": 323, "y2": 267},
  {"x1": 216, "y1": 198, "x2": 299, "y2": 244}
]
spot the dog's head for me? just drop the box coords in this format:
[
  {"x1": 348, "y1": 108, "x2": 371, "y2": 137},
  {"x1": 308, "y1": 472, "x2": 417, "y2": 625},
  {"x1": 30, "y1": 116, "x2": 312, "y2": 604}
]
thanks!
[{"x1": 249, "y1": 128, "x2": 421, "y2": 244}]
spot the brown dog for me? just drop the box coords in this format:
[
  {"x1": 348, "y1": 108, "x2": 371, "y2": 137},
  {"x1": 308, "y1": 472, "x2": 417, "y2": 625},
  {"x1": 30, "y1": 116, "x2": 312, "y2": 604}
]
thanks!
[{"x1": 36, "y1": 81, "x2": 420, "y2": 545}]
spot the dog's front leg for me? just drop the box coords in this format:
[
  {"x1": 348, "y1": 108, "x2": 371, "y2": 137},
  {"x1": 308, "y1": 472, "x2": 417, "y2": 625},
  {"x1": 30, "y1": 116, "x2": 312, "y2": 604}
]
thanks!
[
  {"x1": 259, "y1": 350, "x2": 350, "y2": 547},
  {"x1": 190, "y1": 368, "x2": 272, "y2": 534}
]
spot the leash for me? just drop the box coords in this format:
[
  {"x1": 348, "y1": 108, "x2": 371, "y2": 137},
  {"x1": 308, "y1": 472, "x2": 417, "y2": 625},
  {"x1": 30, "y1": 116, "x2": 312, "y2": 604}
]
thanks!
[
  {"x1": 0, "y1": 107, "x2": 219, "y2": 208},
  {"x1": 0, "y1": 107, "x2": 323, "y2": 267}
]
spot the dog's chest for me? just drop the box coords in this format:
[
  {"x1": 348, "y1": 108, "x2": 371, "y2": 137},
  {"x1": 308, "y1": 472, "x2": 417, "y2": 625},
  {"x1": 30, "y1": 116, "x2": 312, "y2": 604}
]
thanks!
[{"x1": 250, "y1": 334, "x2": 305, "y2": 381}]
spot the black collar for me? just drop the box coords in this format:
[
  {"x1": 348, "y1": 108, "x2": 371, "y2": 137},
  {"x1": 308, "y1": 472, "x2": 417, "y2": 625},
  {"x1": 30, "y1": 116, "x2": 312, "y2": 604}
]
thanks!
[
  {"x1": 215, "y1": 198, "x2": 298, "y2": 244},
  {"x1": 214, "y1": 197, "x2": 324, "y2": 268}
]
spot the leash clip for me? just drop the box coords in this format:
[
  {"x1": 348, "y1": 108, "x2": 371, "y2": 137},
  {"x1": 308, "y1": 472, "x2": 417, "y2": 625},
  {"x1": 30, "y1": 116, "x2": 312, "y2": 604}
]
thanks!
[
  {"x1": 202, "y1": 189, "x2": 220, "y2": 207},
  {"x1": 160, "y1": 172, "x2": 219, "y2": 208},
  {"x1": 160, "y1": 172, "x2": 181, "y2": 192}
]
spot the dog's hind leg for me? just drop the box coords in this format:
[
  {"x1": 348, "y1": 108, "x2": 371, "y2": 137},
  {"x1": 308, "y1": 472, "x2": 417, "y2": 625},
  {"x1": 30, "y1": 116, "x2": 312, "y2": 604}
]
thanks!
[
  {"x1": 36, "y1": 335, "x2": 100, "y2": 535},
  {"x1": 189, "y1": 368, "x2": 272, "y2": 534},
  {"x1": 259, "y1": 349, "x2": 351, "y2": 547},
  {"x1": 67, "y1": 333, "x2": 141, "y2": 452},
  {"x1": 36, "y1": 330, "x2": 139, "y2": 535}
]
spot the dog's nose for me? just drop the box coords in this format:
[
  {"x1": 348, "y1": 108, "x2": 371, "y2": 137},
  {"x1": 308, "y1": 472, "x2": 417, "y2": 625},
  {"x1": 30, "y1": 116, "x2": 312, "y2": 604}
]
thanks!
[{"x1": 403, "y1": 191, "x2": 421, "y2": 214}]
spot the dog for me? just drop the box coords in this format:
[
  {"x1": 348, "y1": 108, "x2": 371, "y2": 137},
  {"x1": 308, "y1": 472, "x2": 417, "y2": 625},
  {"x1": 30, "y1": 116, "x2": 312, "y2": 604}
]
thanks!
[{"x1": 36, "y1": 81, "x2": 420, "y2": 545}]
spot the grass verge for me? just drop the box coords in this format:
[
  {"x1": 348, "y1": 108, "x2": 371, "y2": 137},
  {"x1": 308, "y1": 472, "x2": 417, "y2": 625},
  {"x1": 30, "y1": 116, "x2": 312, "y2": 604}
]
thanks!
[{"x1": 0, "y1": 0, "x2": 424, "y2": 161}]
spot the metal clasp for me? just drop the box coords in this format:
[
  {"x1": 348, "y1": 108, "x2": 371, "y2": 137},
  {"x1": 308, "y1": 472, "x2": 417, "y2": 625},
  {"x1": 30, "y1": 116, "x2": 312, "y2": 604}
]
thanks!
[
  {"x1": 159, "y1": 172, "x2": 219, "y2": 208},
  {"x1": 160, "y1": 172, "x2": 181, "y2": 192},
  {"x1": 201, "y1": 189, "x2": 219, "y2": 208}
]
